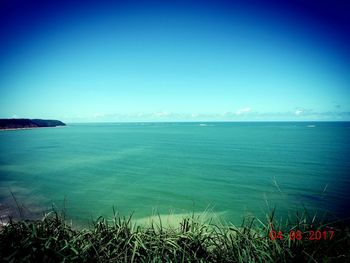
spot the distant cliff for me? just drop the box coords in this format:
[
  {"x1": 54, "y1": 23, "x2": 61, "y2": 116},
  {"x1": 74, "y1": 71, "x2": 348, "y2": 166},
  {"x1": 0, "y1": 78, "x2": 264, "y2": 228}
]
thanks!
[{"x1": 0, "y1": 119, "x2": 66, "y2": 130}]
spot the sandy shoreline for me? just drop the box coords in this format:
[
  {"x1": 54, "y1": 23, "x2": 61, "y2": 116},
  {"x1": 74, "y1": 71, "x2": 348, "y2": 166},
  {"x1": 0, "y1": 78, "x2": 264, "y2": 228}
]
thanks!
[{"x1": 0, "y1": 126, "x2": 65, "y2": 131}]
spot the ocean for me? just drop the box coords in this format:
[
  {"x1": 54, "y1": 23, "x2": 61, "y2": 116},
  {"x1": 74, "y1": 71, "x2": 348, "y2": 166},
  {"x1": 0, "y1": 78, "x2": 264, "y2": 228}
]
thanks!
[{"x1": 0, "y1": 122, "x2": 349, "y2": 225}]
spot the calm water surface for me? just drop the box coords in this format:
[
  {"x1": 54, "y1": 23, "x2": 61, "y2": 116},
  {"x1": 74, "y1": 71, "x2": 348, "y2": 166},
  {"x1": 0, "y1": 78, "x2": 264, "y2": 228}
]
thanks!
[{"x1": 0, "y1": 122, "x2": 349, "y2": 224}]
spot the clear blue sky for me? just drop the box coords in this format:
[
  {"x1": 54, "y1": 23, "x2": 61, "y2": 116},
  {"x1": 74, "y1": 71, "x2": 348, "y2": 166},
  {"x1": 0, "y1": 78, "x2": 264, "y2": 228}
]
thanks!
[{"x1": 0, "y1": 0, "x2": 349, "y2": 122}]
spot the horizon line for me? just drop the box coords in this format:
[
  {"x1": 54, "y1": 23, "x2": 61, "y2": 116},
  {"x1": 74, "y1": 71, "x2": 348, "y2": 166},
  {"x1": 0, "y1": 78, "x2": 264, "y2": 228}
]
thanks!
[{"x1": 66, "y1": 120, "x2": 350, "y2": 124}]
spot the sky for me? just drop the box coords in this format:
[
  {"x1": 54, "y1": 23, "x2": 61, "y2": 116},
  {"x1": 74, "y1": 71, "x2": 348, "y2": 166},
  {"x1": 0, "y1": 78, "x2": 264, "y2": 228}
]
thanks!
[{"x1": 0, "y1": 0, "x2": 349, "y2": 122}]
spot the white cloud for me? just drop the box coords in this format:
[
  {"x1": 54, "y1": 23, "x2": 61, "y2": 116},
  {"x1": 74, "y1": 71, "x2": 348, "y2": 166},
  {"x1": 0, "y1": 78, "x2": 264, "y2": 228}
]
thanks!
[
  {"x1": 93, "y1": 113, "x2": 105, "y2": 118},
  {"x1": 236, "y1": 107, "x2": 251, "y2": 115},
  {"x1": 61, "y1": 109, "x2": 350, "y2": 123},
  {"x1": 153, "y1": 111, "x2": 169, "y2": 117},
  {"x1": 295, "y1": 109, "x2": 304, "y2": 116}
]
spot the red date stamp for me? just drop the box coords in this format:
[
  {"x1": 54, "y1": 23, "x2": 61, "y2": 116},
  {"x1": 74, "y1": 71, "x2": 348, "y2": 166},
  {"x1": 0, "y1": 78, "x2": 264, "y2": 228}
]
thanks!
[{"x1": 269, "y1": 229, "x2": 334, "y2": 241}]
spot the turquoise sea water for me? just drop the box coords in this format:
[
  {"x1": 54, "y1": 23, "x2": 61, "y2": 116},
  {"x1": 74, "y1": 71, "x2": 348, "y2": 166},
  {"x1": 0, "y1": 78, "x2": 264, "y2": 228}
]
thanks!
[{"x1": 0, "y1": 122, "x2": 349, "y2": 224}]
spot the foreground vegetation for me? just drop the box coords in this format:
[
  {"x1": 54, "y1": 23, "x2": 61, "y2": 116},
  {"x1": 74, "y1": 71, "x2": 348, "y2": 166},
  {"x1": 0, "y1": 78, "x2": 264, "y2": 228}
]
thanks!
[{"x1": 0, "y1": 209, "x2": 349, "y2": 262}]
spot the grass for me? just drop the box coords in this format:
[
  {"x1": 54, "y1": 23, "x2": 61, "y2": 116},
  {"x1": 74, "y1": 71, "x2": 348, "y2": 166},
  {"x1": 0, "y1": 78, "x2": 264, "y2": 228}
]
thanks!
[{"x1": 0, "y1": 208, "x2": 349, "y2": 262}]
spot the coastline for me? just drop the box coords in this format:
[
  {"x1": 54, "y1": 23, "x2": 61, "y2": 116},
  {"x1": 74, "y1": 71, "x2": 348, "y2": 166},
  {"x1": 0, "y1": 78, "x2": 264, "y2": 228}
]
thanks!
[
  {"x1": 0, "y1": 118, "x2": 66, "y2": 131},
  {"x1": 0, "y1": 126, "x2": 65, "y2": 132}
]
